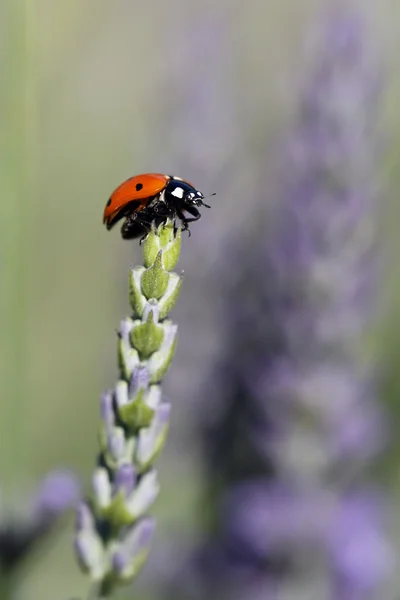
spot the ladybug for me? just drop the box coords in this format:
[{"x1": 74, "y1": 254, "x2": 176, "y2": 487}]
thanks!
[{"x1": 103, "y1": 173, "x2": 212, "y2": 241}]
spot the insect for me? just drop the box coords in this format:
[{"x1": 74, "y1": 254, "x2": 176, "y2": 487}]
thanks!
[{"x1": 103, "y1": 173, "x2": 213, "y2": 241}]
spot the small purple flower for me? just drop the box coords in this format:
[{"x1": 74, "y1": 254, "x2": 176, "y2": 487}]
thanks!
[
  {"x1": 31, "y1": 470, "x2": 80, "y2": 523},
  {"x1": 328, "y1": 490, "x2": 393, "y2": 599},
  {"x1": 0, "y1": 470, "x2": 79, "y2": 572},
  {"x1": 223, "y1": 480, "x2": 329, "y2": 557},
  {"x1": 114, "y1": 465, "x2": 136, "y2": 497},
  {"x1": 111, "y1": 518, "x2": 156, "y2": 581}
]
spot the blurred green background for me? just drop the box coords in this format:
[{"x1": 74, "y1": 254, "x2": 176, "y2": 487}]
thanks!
[{"x1": 2, "y1": 1, "x2": 400, "y2": 598}]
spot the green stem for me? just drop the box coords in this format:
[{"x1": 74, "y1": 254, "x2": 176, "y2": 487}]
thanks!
[
  {"x1": 89, "y1": 582, "x2": 111, "y2": 600},
  {"x1": 0, "y1": 0, "x2": 28, "y2": 483}
]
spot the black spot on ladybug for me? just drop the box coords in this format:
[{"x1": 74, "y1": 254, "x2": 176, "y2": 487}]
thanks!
[
  {"x1": 106, "y1": 198, "x2": 112, "y2": 206},
  {"x1": 135, "y1": 183, "x2": 143, "y2": 191}
]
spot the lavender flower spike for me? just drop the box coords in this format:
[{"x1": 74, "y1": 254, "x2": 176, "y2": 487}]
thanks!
[
  {"x1": 75, "y1": 222, "x2": 183, "y2": 597},
  {"x1": 177, "y1": 6, "x2": 391, "y2": 600}
]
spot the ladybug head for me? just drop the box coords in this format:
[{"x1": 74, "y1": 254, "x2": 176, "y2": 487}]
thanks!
[
  {"x1": 184, "y1": 189, "x2": 209, "y2": 208},
  {"x1": 166, "y1": 178, "x2": 214, "y2": 209}
]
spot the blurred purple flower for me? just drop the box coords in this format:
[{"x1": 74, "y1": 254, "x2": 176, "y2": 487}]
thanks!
[
  {"x1": 0, "y1": 470, "x2": 79, "y2": 571},
  {"x1": 166, "y1": 5, "x2": 391, "y2": 600},
  {"x1": 31, "y1": 470, "x2": 80, "y2": 523},
  {"x1": 328, "y1": 490, "x2": 392, "y2": 599}
]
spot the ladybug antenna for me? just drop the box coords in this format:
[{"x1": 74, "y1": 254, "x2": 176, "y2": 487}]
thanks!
[{"x1": 202, "y1": 192, "x2": 216, "y2": 208}]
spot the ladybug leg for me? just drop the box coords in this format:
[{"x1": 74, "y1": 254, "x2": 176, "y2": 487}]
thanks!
[
  {"x1": 136, "y1": 213, "x2": 156, "y2": 245},
  {"x1": 152, "y1": 204, "x2": 182, "y2": 236},
  {"x1": 134, "y1": 211, "x2": 170, "y2": 244},
  {"x1": 121, "y1": 212, "x2": 152, "y2": 241},
  {"x1": 175, "y1": 209, "x2": 190, "y2": 236},
  {"x1": 177, "y1": 206, "x2": 201, "y2": 238},
  {"x1": 139, "y1": 231, "x2": 149, "y2": 245},
  {"x1": 181, "y1": 205, "x2": 201, "y2": 224},
  {"x1": 153, "y1": 204, "x2": 175, "y2": 218}
]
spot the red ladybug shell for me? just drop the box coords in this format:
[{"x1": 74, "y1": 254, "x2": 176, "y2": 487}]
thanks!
[{"x1": 103, "y1": 173, "x2": 170, "y2": 229}]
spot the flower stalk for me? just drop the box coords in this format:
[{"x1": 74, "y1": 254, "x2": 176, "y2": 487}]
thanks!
[
  {"x1": 167, "y1": 7, "x2": 391, "y2": 600},
  {"x1": 75, "y1": 222, "x2": 182, "y2": 597}
]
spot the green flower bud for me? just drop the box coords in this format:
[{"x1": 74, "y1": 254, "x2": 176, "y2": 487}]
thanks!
[
  {"x1": 75, "y1": 503, "x2": 107, "y2": 581},
  {"x1": 160, "y1": 226, "x2": 182, "y2": 272},
  {"x1": 115, "y1": 379, "x2": 153, "y2": 431},
  {"x1": 157, "y1": 272, "x2": 182, "y2": 319},
  {"x1": 110, "y1": 519, "x2": 155, "y2": 583},
  {"x1": 130, "y1": 311, "x2": 164, "y2": 360},
  {"x1": 136, "y1": 404, "x2": 171, "y2": 471},
  {"x1": 129, "y1": 266, "x2": 147, "y2": 318},
  {"x1": 146, "y1": 321, "x2": 178, "y2": 383},
  {"x1": 141, "y1": 251, "x2": 170, "y2": 300},
  {"x1": 118, "y1": 318, "x2": 140, "y2": 381},
  {"x1": 142, "y1": 222, "x2": 182, "y2": 271}
]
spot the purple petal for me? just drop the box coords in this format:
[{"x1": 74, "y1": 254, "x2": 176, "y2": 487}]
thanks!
[
  {"x1": 33, "y1": 470, "x2": 80, "y2": 521},
  {"x1": 112, "y1": 518, "x2": 155, "y2": 575},
  {"x1": 128, "y1": 366, "x2": 149, "y2": 397},
  {"x1": 328, "y1": 491, "x2": 393, "y2": 596},
  {"x1": 114, "y1": 465, "x2": 136, "y2": 497},
  {"x1": 100, "y1": 391, "x2": 115, "y2": 427}
]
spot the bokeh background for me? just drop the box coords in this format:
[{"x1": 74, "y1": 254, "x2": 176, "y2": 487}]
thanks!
[{"x1": 2, "y1": 0, "x2": 400, "y2": 598}]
